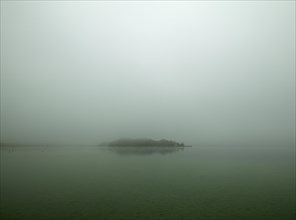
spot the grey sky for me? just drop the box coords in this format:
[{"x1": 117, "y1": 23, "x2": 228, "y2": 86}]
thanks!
[{"x1": 1, "y1": 1, "x2": 295, "y2": 145}]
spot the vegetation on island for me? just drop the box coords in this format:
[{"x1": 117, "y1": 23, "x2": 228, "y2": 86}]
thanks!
[{"x1": 100, "y1": 138, "x2": 187, "y2": 147}]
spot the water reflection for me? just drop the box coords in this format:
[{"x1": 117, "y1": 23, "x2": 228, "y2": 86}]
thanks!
[{"x1": 105, "y1": 146, "x2": 185, "y2": 156}]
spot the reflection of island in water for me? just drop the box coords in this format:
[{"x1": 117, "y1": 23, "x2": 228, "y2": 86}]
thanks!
[
  {"x1": 99, "y1": 138, "x2": 190, "y2": 147},
  {"x1": 106, "y1": 146, "x2": 185, "y2": 156}
]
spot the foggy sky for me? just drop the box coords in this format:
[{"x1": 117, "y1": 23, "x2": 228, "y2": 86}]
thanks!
[{"x1": 1, "y1": 1, "x2": 295, "y2": 145}]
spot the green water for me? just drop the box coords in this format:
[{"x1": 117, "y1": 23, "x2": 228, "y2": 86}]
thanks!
[{"x1": 1, "y1": 146, "x2": 295, "y2": 220}]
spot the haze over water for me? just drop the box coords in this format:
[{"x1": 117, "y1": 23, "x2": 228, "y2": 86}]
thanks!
[
  {"x1": 0, "y1": 1, "x2": 295, "y2": 220},
  {"x1": 1, "y1": 1, "x2": 294, "y2": 146}
]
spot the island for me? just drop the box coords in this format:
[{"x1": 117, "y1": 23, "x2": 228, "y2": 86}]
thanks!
[{"x1": 99, "y1": 138, "x2": 191, "y2": 147}]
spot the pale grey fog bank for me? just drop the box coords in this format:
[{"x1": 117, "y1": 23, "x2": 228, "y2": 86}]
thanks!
[{"x1": 0, "y1": 1, "x2": 295, "y2": 146}]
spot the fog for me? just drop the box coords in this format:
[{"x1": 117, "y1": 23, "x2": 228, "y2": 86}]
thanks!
[{"x1": 1, "y1": 1, "x2": 295, "y2": 146}]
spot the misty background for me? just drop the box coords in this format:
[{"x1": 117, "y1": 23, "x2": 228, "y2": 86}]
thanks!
[{"x1": 0, "y1": 1, "x2": 295, "y2": 146}]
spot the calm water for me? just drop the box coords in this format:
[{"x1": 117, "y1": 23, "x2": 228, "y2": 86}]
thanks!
[{"x1": 1, "y1": 146, "x2": 295, "y2": 220}]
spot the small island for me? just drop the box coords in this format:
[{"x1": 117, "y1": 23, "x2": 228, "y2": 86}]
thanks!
[{"x1": 99, "y1": 138, "x2": 191, "y2": 147}]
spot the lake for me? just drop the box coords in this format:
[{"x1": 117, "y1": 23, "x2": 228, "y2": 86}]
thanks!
[{"x1": 1, "y1": 146, "x2": 295, "y2": 220}]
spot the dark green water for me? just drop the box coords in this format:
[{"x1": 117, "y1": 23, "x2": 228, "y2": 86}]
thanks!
[{"x1": 1, "y1": 146, "x2": 295, "y2": 220}]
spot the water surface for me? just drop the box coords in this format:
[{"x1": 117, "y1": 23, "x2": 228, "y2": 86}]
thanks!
[{"x1": 1, "y1": 146, "x2": 295, "y2": 220}]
